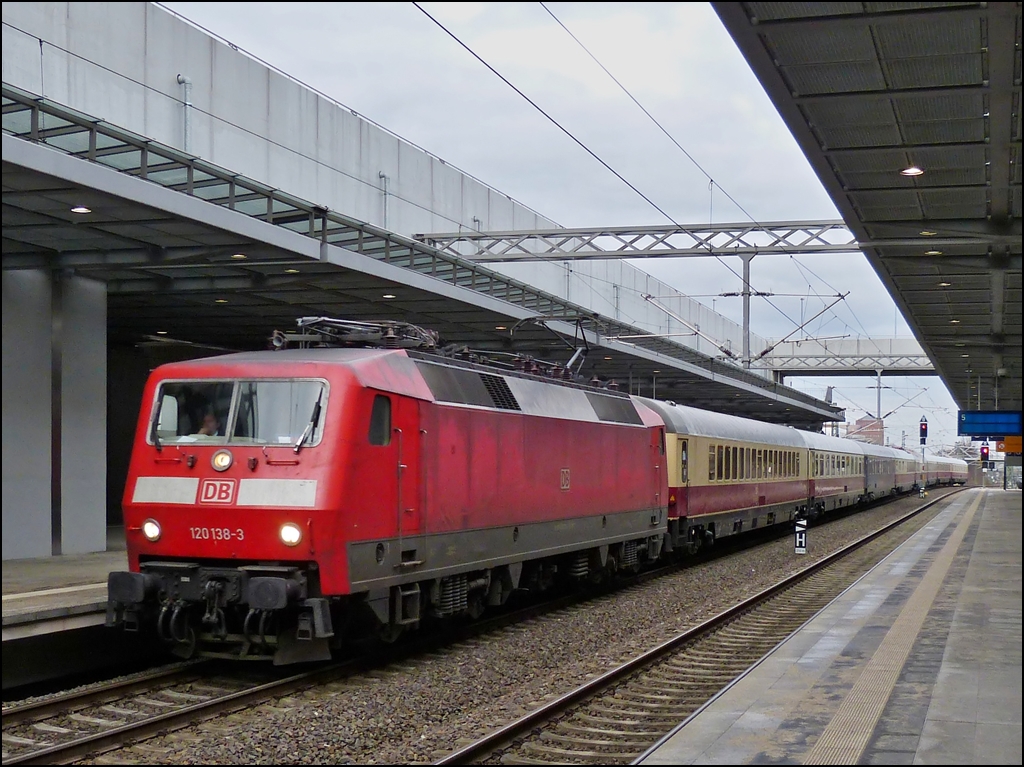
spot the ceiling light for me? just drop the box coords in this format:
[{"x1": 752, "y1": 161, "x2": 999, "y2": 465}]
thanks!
[
  {"x1": 925, "y1": 250, "x2": 943, "y2": 256},
  {"x1": 961, "y1": 354, "x2": 970, "y2": 357},
  {"x1": 920, "y1": 230, "x2": 937, "y2": 236},
  {"x1": 939, "y1": 282, "x2": 952, "y2": 287},
  {"x1": 604, "y1": 356, "x2": 613, "y2": 360},
  {"x1": 70, "y1": 205, "x2": 91, "y2": 214},
  {"x1": 900, "y1": 165, "x2": 924, "y2": 176},
  {"x1": 950, "y1": 319, "x2": 960, "y2": 324},
  {"x1": 955, "y1": 342, "x2": 966, "y2": 347},
  {"x1": 156, "y1": 330, "x2": 168, "y2": 335},
  {"x1": 215, "y1": 298, "x2": 228, "y2": 304},
  {"x1": 652, "y1": 370, "x2": 661, "y2": 374},
  {"x1": 382, "y1": 294, "x2": 396, "y2": 299},
  {"x1": 285, "y1": 268, "x2": 300, "y2": 274},
  {"x1": 495, "y1": 325, "x2": 507, "y2": 331},
  {"x1": 231, "y1": 253, "x2": 247, "y2": 260}
]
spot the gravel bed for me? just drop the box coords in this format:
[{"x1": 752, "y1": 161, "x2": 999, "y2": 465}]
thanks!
[{"x1": 83, "y1": 491, "x2": 958, "y2": 765}]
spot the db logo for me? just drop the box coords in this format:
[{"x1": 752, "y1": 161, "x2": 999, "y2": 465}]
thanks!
[{"x1": 200, "y1": 479, "x2": 236, "y2": 504}]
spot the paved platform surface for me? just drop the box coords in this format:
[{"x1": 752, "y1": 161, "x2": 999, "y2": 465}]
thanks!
[
  {"x1": 637, "y1": 488, "x2": 1022, "y2": 765},
  {"x1": 2, "y1": 527, "x2": 126, "y2": 638}
]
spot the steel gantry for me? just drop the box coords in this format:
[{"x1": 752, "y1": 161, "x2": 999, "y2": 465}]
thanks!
[{"x1": 417, "y1": 221, "x2": 937, "y2": 376}]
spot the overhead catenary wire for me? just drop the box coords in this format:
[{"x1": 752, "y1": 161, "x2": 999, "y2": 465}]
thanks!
[
  {"x1": 411, "y1": 1, "x2": 813, "y2": 344},
  {"x1": 538, "y1": 2, "x2": 882, "y2": 354}
]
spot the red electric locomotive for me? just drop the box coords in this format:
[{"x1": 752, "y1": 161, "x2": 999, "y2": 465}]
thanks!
[{"x1": 107, "y1": 319, "x2": 668, "y2": 663}]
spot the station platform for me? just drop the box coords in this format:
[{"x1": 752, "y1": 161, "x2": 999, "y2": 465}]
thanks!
[
  {"x1": 2, "y1": 527, "x2": 125, "y2": 643},
  {"x1": 637, "y1": 488, "x2": 1022, "y2": 765}
]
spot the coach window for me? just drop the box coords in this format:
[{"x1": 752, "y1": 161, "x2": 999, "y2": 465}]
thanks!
[
  {"x1": 717, "y1": 445, "x2": 725, "y2": 481},
  {"x1": 724, "y1": 445, "x2": 731, "y2": 479},
  {"x1": 680, "y1": 439, "x2": 689, "y2": 484},
  {"x1": 731, "y1": 446, "x2": 738, "y2": 479},
  {"x1": 369, "y1": 394, "x2": 392, "y2": 446},
  {"x1": 709, "y1": 445, "x2": 716, "y2": 481}
]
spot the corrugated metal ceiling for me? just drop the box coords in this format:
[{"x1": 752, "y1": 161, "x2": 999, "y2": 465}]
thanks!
[{"x1": 715, "y1": 1, "x2": 1022, "y2": 415}]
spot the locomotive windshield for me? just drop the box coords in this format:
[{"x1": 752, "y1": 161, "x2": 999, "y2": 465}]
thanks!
[{"x1": 151, "y1": 379, "x2": 327, "y2": 447}]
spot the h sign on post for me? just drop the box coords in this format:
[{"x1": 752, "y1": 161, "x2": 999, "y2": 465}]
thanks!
[{"x1": 795, "y1": 518, "x2": 807, "y2": 555}]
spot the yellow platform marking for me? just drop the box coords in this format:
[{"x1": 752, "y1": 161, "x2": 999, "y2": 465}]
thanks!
[{"x1": 804, "y1": 490, "x2": 984, "y2": 765}]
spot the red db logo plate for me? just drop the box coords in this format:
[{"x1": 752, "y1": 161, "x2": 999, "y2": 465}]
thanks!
[{"x1": 199, "y1": 478, "x2": 236, "y2": 504}]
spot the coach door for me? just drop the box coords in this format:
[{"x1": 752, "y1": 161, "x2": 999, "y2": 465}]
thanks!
[{"x1": 678, "y1": 437, "x2": 690, "y2": 511}]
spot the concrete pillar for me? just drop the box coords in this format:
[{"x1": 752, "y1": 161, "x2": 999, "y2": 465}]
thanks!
[
  {"x1": 2, "y1": 271, "x2": 52, "y2": 560},
  {"x1": 1, "y1": 270, "x2": 107, "y2": 559},
  {"x1": 60, "y1": 274, "x2": 107, "y2": 554}
]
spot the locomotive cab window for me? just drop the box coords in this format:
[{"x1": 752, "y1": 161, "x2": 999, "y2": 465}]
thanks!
[
  {"x1": 369, "y1": 394, "x2": 392, "y2": 446},
  {"x1": 150, "y1": 379, "x2": 327, "y2": 447}
]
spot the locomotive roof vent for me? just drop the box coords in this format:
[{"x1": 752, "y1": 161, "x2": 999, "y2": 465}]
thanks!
[{"x1": 480, "y1": 373, "x2": 522, "y2": 411}]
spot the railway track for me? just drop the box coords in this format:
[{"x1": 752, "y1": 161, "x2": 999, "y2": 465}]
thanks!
[
  {"x1": 0, "y1": 660, "x2": 352, "y2": 765},
  {"x1": 436, "y1": 488, "x2": 964, "y2": 765}
]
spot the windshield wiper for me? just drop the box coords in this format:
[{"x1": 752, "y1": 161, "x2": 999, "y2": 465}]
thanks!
[
  {"x1": 293, "y1": 388, "x2": 324, "y2": 454},
  {"x1": 150, "y1": 397, "x2": 164, "y2": 452}
]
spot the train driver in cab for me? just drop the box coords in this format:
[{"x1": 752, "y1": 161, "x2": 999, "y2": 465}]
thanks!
[{"x1": 196, "y1": 411, "x2": 221, "y2": 436}]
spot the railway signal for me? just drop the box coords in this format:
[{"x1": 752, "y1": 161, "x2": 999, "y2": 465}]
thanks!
[
  {"x1": 919, "y1": 416, "x2": 928, "y2": 445},
  {"x1": 980, "y1": 443, "x2": 990, "y2": 462},
  {"x1": 794, "y1": 518, "x2": 807, "y2": 555}
]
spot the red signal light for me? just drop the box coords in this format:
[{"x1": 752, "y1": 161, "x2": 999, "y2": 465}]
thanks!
[{"x1": 980, "y1": 444, "x2": 990, "y2": 461}]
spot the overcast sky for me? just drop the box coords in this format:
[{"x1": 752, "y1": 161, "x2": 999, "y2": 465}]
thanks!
[{"x1": 161, "y1": 1, "x2": 969, "y2": 450}]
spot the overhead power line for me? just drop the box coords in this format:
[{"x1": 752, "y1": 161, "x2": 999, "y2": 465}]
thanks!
[{"x1": 539, "y1": 2, "x2": 881, "y2": 353}]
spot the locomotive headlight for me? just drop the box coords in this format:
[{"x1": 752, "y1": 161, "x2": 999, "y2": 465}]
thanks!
[
  {"x1": 211, "y1": 449, "x2": 233, "y2": 472},
  {"x1": 280, "y1": 523, "x2": 302, "y2": 546},
  {"x1": 142, "y1": 518, "x2": 162, "y2": 542}
]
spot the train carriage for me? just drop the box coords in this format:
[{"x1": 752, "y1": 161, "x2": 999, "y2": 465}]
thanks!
[
  {"x1": 799, "y1": 431, "x2": 867, "y2": 517},
  {"x1": 922, "y1": 450, "x2": 969, "y2": 487},
  {"x1": 637, "y1": 398, "x2": 809, "y2": 551}
]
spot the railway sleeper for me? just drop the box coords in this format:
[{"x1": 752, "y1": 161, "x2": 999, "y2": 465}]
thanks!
[
  {"x1": 586, "y1": 705, "x2": 692, "y2": 723},
  {"x1": 540, "y1": 732, "x2": 659, "y2": 749},
  {"x1": 559, "y1": 724, "x2": 666, "y2": 738},
  {"x1": 520, "y1": 742, "x2": 642, "y2": 762}
]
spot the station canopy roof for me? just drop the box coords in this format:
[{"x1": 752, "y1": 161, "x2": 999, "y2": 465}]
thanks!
[{"x1": 714, "y1": 1, "x2": 1022, "y2": 414}]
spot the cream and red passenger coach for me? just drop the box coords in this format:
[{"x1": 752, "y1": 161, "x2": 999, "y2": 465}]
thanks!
[{"x1": 106, "y1": 320, "x2": 966, "y2": 663}]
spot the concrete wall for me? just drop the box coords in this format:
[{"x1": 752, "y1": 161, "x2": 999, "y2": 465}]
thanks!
[{"x1": 2, "y1": 271, "x2": 106, "y2": 559}]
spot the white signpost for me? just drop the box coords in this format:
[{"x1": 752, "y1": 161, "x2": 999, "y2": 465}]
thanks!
[{"x1": 795, "y1": 518, "x2": 807, "y2": 555}]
